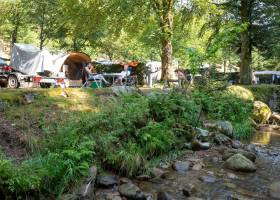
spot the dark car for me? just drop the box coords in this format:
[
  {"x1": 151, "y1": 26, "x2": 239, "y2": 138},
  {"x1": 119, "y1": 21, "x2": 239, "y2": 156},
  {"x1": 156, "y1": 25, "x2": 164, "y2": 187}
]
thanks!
[{"x1": 0, "y1": 58, "x2": 13, "y2": 87}]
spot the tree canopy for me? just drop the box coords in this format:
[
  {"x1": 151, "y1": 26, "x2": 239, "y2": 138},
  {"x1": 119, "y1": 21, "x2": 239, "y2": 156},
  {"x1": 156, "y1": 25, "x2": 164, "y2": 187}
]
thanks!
[{"x1": 0, "y1": 0, "x2": 279, "y2": 82}]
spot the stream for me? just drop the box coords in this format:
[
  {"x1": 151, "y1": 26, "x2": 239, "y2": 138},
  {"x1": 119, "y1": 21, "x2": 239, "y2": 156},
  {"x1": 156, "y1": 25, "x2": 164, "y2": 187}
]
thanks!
[
  {"x1": 138, "y1": 126, "x2": 280, "y2": 199},
  {"x1": 95, "y1": 126, "x2": 280, "y2": 200}
]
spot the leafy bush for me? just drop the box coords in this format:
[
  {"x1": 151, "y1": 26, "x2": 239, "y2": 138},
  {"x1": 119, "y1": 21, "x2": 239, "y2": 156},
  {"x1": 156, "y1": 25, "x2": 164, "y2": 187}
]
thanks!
[
  {"x1": 136, "y1": 122, "x2": 176, "y2": 157},
  {"x1": 192, "y1": 89, "x2": 254, "y2": 138}
]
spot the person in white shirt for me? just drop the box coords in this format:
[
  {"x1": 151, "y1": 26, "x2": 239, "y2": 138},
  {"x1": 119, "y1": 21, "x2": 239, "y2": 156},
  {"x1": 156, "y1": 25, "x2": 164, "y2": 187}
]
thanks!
[{"x1": 115, "y1": 64, "x2": 131, "y2": 85}]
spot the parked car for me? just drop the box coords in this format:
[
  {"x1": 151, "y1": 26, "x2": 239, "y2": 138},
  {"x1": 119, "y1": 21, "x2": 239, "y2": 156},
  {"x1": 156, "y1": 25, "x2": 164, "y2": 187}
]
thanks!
[{"x1": 0, "y1": 58, "x2": 16, "y2": 88}]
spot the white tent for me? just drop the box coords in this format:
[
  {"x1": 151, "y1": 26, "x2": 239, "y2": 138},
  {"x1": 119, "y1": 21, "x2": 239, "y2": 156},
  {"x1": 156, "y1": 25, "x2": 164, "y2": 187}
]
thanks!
[
  {"x1": 10, "y1": 44, "x2": 91, "y2": 86},
  {"x1": 10, "y1": 44, "x2": 70, "y2": 75}
]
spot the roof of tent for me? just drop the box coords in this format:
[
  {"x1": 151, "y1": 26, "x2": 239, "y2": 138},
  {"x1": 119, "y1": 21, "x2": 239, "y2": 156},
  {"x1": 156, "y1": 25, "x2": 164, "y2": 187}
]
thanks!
[
  {"x1": 10, "y1": 44, "x2": 90, "y2": 75},
  {"x1": 254, "y1": 71, "x2": 280, "y2": 76},
  {"x1": 0, "y1": 58, "x2": 6, "y2": 65}
]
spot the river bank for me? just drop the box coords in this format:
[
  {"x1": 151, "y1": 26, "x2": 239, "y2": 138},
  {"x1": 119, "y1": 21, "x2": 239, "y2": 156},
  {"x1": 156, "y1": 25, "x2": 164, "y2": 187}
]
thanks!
[
  {"x1": 0, "y1": 86, "x2": 279, "y2": 199},
  {"x1": 92, "y1": 125, "x2": 280, "y2": 200}
]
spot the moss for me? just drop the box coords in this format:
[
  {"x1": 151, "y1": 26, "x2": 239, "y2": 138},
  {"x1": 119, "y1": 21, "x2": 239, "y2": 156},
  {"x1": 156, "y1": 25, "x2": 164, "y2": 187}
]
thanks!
[
  {"x1": 252, "y1": 101, "x2": 272, "y2": 123},
  {"x1": 227, "y1": 85, "x2": 254, "y2": 101}
]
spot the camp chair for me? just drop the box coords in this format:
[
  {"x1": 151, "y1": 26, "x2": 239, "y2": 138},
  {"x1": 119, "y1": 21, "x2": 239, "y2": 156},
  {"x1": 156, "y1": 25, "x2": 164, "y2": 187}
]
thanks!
[{"x1": 81, "y1": 73, "x2": 103, "y2": 88}]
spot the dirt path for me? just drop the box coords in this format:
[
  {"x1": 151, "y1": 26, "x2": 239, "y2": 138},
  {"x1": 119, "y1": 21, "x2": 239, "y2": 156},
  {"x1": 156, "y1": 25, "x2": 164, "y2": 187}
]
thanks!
[{"x1": 0, "y1": 112, "x2": 27, "y2": 164}]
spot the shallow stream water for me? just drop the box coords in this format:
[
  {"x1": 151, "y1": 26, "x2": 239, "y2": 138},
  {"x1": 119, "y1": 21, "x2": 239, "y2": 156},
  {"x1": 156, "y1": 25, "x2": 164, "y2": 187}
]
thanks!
[
  {"x1": 95, "y1": 126, "x2": 280, "y2": 199},
  {"x1": 136, "y1": 125, "x2": 280, "y2": 199},
  {"x1": 251, "y1": 126, "x2": 280, "y2": 148}
]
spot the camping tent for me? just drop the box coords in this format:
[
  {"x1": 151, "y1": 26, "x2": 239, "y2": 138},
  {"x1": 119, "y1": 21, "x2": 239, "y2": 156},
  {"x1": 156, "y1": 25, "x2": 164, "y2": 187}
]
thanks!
[
  {"x1": 10, "y1": 44, "x2": 91, "y2": 82},
  {"x1": 11, "y1": 44, "x2": 55, "y2": 75}
]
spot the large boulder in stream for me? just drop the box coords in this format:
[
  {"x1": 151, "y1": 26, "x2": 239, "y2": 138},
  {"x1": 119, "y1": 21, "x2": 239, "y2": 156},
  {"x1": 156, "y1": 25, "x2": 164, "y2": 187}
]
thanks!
[
  {"x1": 222, "y1": 149, "x2": 256, "y2": 162},
  {"x1": 225, "y1": 153, "x2": 257, "y2": 172},
  {"x1": 119, "y1": 183, "x2": 146, "y2": 200},
  {"x1": 252, "y1": 101, "x2": 271, "y2": 124}
]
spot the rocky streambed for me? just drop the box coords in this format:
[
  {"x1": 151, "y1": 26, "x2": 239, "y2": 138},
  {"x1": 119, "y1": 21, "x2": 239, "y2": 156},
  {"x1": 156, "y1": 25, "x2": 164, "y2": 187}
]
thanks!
[{"x1": 83, "y1": 125, "x2": 278, "y2": 200}]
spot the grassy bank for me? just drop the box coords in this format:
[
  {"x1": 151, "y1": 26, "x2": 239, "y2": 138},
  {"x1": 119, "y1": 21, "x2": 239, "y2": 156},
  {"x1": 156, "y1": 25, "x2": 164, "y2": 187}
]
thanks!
[{"x1": 0, "y1": 86, "x2": 254, "y2": 198}]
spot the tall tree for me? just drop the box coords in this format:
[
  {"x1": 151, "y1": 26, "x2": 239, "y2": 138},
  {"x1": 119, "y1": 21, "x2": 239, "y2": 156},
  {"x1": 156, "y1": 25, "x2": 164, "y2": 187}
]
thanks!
[
  {"x1": 151, "y1": 0, "x2": 175, "y2": 80},
  {"x1": 23, "y1": 0, "x2": 59, "y2": 49},
  {"x1": 212, "y1": 0, "x2": 280, "y2": 84},
  {"x1": 239, "y1": 0, "x2": 253, "y2": 84},
  {"x1": 0, "y1": 0, "x2": 27, "y2": 46}
]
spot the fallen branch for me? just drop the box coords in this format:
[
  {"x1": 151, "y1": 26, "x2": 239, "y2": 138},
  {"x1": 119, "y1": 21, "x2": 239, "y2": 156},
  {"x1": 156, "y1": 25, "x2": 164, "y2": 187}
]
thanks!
[{"x1": 269, "y1": 112, "x2": 280, "y2": 125}]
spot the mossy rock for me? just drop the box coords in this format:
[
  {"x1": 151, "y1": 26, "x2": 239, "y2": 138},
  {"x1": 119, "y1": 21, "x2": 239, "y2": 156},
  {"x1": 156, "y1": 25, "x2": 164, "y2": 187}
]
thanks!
[
  {"x1": 252, "y1": 101, "x2": 271, "y2": 124},
  {"x1": 225, "y1": 153, "x2": 257, "y2": 172},
  {"x1": 227, "y1": 86, "x2": 254, "y2": 101}
]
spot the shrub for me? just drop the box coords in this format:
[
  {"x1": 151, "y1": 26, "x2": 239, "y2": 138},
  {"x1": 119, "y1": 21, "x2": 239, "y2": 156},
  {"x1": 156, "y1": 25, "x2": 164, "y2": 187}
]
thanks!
[
  {"x1": 136, "y1": 122, "x2": 176, "y2": 157},
  {"x1": 192, "y1": 89, "x2": 254, "y2": 139}
]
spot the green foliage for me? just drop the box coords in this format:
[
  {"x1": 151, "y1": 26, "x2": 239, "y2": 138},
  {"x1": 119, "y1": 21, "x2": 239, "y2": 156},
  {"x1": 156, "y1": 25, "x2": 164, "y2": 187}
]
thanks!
[
  {"x1": 0, "y1": 88, "x2": 257, "y2": 197},
  {"x1": 192, "y1": 89, "x2": 254, "y2": 139},
  {"x1": 137, "y1": 122, "x2": 176, "y2": 157},
  {"x1": 0, "y1": 131, "x2": 95, "y2": 196}
]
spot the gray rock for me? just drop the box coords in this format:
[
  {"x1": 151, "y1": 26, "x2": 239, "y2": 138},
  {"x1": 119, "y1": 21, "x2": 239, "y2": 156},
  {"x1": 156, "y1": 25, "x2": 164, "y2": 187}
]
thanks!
[
  {"x1": 212, "y1": 157, "x2": 219, "y2": 163},
  {"x1": 157, "y1": 192, "x2": 174, "y2": 200},
  {"x1": 215, "y1": 121, "x2": 233, "y2": 137},
  {"x1": 224, "y1": 153, "x2": 257, "y2": 172},
  {"x1": 95, "y1": 191, "x2": 122, "y2": 200},
  {"x1": 0, "y1": 100, "x2": 8, "y2": 111},
  {"x1": 24, "y1": 93, "x2": 34, "y2": 104},
  {"x1": 195, "y1": 128, "x2": 209, "y2": 141},
  {"x1": 232, "y1": 140, "x2": 244, "y2": 149},
  {"x1": 97, "y1": 174, "x2": 119, "y2": 188},
  {"x1": 119, "y1": 183, "x2": 146, "y2": 200},
  {"x1": 199, "y1": 176, "x2": 216, "y2": 183},
  {"x1": 150, "y1": 168, "x2": 165, "y2": 178},
  {"x1": 112, "y1": 86, "x2": 138, "y2": 96},
  {"x1": 204, "y1": 121, "x2": 233, "y2": 137},
  {"x1": 214, "y1": 134, "x2": 232, "y2": 146},
  {"x1": 192, "y1": 164, "x2": 202, "y2": 171},
  {"x1": 203, "y1": 121, "x2": 217, "y2": 130},
  {"x1": 227, "y1": 172, "x2": 238, "y2": 179},
  {"x1": 199, "y1": 142, "x2": 210, "y2": 150},
  {"x1": 136, "y1": 175, "x2": 151, "y2": 181},
  {"x1": 182, "y1": 184, "x2": 196, "y2": 197},
  {"x1": 244, "y1": 144, "x2": 256, "y2": 153},
  {"x1": 172, "y1": 161, "x2": 191, "y2": 173},
  {"x1": 222, "y1": 149, "x2": 256, "y2": 162},
  {"x1": 270, "y1": 181, "x2": 280, "y2": 199},
  {"x1": 120, "y1": 177, "x2": 131, "y2": 184},
  {"x1": 183, "y1": 142, "x2": 192, "y2": 150},
  {"x1": 191, "y1": 140, "x2": 210, "y2": 151}
]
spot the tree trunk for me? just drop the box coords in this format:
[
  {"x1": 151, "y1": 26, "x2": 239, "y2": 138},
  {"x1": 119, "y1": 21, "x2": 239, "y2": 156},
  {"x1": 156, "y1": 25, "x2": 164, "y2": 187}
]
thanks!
[
  {"x1": 11, "y1": 24, "x2": 18, "y2": 47},
  {"x1": 159, "y1": 0, "x2": 174, "y2": 81},
  {"x1": 39, "y1": 23, "x2": 45, "y2": 50},
  {"x1": 239, "y1": 0, "x2": 253, "y2": 85},
  {"x1": 10, "y1": 11, "x2": 20, "y2": 47}
]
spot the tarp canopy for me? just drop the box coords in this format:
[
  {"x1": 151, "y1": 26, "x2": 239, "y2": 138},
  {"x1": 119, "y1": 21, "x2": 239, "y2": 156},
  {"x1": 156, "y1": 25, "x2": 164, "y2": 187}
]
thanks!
[
  {"x1": 0, "y1": 58, "x2": 6, "y2": 65},
  {"x1": 254, "y1": 71, "x2": 280, "y2": 76},
  {"x1": 10, "y1": 44, "x2": 91, "y2": 78},
  {"x1": 11, "y1": 44, "x2": 54, "y2": 75}
]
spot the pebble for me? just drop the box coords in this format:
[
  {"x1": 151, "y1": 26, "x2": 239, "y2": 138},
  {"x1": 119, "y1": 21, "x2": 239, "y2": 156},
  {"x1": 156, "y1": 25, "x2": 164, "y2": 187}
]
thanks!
[{"x1": 199, "y1": 175, "x2": 216, "y2": 183}]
